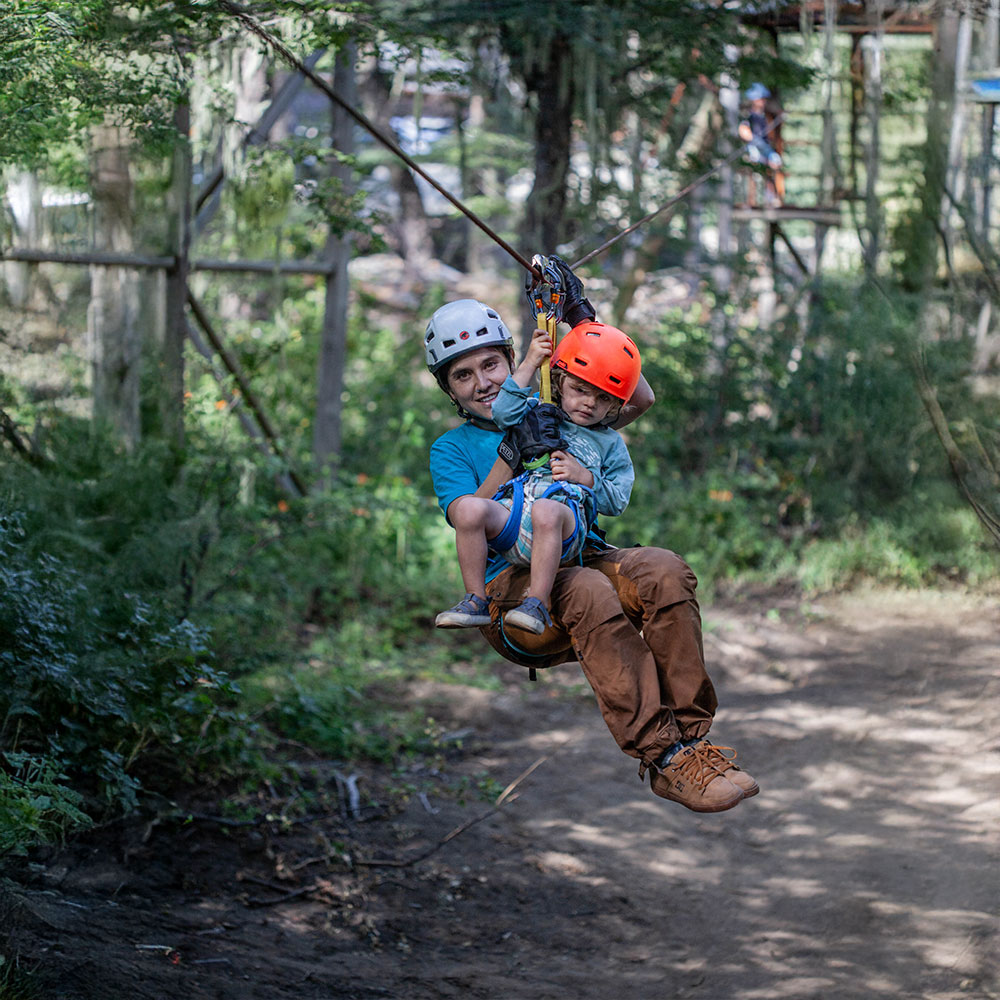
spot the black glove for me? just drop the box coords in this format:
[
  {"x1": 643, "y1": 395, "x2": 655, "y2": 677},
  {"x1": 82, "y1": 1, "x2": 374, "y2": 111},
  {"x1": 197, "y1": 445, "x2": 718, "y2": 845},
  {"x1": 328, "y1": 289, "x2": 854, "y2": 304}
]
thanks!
[
  {"x1": 548, "y1": 254, "x2": 596, "y2": 328},
  {"x1": 508, "y1": 403, "x2": 568, "y2": 463},
  {"x1": 497, "y1": 428, "x2": 522, "y2": 473}
]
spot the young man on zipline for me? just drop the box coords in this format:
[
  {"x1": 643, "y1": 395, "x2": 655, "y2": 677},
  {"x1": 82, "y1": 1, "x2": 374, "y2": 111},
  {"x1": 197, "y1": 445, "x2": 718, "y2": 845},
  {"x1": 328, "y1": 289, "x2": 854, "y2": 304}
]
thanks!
[
  {"x1": 425, "y1": 258, "x2": 758, "y2": 814},
  {"x1": 435, "y1": 318, "x2": 641, "y2": 637}
]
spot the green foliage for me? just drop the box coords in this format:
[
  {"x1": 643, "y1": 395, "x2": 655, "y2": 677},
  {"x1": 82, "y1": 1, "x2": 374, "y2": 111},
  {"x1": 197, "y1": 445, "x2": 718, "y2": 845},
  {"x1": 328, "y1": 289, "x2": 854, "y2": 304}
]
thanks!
[
  {"x1": 0, "y1": 949, "x2": 42, "y2": 1000},
  {"x1": 0, "y1": 503, "x2": 248, "y2": 813},
  {"x1": 0, "y1": 753, "x2": 92, "y2": 858},
  {"x1": 618, "y1": 279, "x2": 1000, "y2": 592}
]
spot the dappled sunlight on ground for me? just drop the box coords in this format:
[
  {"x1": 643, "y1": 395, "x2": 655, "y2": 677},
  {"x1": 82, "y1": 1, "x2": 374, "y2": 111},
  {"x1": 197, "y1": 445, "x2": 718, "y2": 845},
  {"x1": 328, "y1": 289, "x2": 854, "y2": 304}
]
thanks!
[{"x1": 8, "y1": 589, "x2": 997, "y2": 999}]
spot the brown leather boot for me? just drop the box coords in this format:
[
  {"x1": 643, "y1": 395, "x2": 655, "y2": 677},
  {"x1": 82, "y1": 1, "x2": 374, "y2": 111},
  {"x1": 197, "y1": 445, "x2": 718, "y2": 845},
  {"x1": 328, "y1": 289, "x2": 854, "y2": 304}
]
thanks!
[
  {"x1": 642, "y1": 744, "x2": 744, "y2": 813},
  {"x1": 693, "y1": 739, "x2": 759, "y2": 798}
]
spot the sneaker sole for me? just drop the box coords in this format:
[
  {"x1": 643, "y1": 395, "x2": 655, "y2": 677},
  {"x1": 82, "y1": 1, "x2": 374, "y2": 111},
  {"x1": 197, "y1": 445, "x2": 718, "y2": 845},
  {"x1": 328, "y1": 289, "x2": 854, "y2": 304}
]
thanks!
[
  {"x1": 435, "y1": 614, "x2": 492, "y2": 629},
  {"x1": 503, "y1": 611, "x2": 546, "y2": 634},
  {"x1": 660, "y1": 787, "x2": 745, "y2": 813},
  {"x1": 649, "y1": 772, "x2": 745, "y2": 812}
]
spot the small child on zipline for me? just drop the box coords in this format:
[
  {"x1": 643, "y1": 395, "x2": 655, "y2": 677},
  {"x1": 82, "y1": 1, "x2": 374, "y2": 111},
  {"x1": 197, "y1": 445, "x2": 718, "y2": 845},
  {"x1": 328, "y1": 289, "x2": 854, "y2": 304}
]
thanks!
[{"x1": 435, "y1": 317, "x2": 640, "y2": 636}]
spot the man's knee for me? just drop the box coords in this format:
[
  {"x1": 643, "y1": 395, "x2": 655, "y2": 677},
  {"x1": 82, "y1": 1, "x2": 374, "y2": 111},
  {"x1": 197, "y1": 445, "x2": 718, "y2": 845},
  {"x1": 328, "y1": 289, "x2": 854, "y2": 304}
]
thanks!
[
  {"x1": 550, "y1": 566, "x2": 623, "y2": 631},
  {"x1": 598, "y1": 546, "x2": 699, "y2": 608}
]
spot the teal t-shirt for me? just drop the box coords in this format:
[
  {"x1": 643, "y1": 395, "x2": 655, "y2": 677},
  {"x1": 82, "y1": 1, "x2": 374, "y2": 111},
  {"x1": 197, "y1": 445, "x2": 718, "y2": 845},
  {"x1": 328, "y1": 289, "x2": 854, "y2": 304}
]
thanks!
[
  {"x1": 430, "y1": 421, "x2": 510, "y2": 583},
  {"x1": 429, "y1": 418, "x2": 611, "y2": 584}
]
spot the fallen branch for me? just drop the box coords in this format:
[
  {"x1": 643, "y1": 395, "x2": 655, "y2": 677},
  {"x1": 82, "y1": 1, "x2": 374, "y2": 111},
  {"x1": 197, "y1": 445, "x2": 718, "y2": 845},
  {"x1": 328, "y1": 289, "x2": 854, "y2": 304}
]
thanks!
[{"x1": 356, "y1": 750, "x2": 557, "y2": 869}]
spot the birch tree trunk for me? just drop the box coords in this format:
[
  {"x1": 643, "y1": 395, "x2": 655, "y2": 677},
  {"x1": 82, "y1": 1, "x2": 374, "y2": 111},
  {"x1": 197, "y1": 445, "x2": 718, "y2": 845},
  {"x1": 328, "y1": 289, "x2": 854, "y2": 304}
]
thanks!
[
  {"x1": 3, "y1": 172, "x2": 41, "y2": 308},
  {"x1": 313, "y1": 43, "x2": 357, "y2": 486},
  {"x1": 87, "y1": 123, "x2": 141, "y2": 448},
  {"x1": 939, "y1": 11, "x2": 973, "y2": 256}
]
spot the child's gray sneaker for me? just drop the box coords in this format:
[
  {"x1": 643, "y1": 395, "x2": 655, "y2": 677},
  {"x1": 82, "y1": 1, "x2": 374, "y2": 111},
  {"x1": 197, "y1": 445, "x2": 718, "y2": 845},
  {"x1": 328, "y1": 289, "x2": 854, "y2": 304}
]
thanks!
[
  {"x1": 435, "y1": 593, "x2": 492, "y2": 629},
  {"x1": 504, "y1": 597, "x2": 552, "y2": 635}
]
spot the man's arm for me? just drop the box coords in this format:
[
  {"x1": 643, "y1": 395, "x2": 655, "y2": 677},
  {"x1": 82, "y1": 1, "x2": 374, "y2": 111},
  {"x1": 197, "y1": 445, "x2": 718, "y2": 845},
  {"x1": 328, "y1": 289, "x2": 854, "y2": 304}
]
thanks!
[
  {"x1": 444, "y1": 455, "x2": 514, "y2": 522},
  {"x1": 612, "y1": 374, "x2": 654, "y2": 429}
]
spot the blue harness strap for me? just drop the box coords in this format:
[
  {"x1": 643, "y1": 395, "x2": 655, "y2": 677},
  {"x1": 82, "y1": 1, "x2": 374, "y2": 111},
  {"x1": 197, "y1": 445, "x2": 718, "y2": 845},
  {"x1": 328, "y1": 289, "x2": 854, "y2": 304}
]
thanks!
[
  {"x1": 487, "y1": 474, "x2": 525, "y2": 553},
  {"x1": 487, "y1": 472, "x2": 595, "y2": 561}
]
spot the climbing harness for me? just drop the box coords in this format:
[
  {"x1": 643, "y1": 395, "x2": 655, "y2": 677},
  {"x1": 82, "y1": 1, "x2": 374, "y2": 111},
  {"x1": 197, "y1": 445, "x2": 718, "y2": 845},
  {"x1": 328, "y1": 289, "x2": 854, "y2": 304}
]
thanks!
[
  {"x1": 488, "y1": 472, "x2": 597, "y2": 682},
  {"x1": 487, "y1": 472, "x2": 594, "y2": 565}
]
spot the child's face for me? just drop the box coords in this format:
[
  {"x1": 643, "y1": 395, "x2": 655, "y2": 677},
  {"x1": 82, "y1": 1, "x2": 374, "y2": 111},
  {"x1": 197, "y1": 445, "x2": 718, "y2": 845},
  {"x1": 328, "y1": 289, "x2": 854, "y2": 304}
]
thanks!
[{"x1": 559, "y1": 374, "x2": 617, "y2": 427}]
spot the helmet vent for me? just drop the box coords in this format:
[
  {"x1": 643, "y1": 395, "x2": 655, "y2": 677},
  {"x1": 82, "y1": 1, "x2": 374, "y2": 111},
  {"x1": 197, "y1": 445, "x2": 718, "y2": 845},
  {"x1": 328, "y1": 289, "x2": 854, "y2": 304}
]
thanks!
[
  {"x1": 608, "y1": 375, "x2": 622, "y2": 385},
  {"x1": 475, "y1": 326, "x2": 489, "y2": 337},
  {"x1": 623, "y1": 346, "x2": 634, "y2": 358}
]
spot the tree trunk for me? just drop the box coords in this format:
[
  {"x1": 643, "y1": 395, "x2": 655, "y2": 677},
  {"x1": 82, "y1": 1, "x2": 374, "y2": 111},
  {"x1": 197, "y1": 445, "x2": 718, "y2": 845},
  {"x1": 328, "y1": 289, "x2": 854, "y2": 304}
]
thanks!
[
  {"x1": 87, "y1": 123, "x2": 141, "y2": 448},
  {"x1": 3, "y1": 172, "x2": 41, "y2": 308},
  {"x1": 940, "y1": 11, "x2": 973, "y2": 255},
  {"x1": 523, "y1": 31, "x2": 574, "y2": 254},
  {"x1": 861, "y1": 4, "x2": 884, "y2": 278},
  {"x1": 906, "y1": 6, "x2": 963, "y2": 288},
  {"x1": 313, "y1": 43, "x2": 357, "y2": 486},
  {"x1": 162, "y1": 102, "x2": 191, "y2": 449}
]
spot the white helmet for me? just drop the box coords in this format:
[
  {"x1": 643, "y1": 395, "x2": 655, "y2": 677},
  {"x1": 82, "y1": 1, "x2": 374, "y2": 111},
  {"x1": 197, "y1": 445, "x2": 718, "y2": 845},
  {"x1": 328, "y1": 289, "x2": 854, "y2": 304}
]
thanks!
[{"x1": 424, "y1": 299, "x2": 515, "y2": 382}]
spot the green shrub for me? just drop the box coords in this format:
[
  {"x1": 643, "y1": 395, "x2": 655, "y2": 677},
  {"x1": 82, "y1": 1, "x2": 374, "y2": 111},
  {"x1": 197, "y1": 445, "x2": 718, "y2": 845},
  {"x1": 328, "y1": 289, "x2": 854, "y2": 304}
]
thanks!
[
  {"x1": 0, "y1": 753, "x2": 92, "y2": 857},
  {"x1": 0, "y1": 506, "x2": 248, "y2": 824}
]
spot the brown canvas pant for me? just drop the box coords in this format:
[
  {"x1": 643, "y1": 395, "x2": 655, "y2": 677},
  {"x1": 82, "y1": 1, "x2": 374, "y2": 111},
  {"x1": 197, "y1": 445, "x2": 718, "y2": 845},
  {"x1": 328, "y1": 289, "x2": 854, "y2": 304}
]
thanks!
[{"x1": 482, "y1": 546, "x2": 718, "y2": 770}]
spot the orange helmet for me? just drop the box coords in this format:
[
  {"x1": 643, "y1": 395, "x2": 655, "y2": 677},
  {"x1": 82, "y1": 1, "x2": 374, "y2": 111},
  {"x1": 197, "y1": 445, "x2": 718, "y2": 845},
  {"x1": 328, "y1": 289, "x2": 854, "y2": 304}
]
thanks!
[{"x1": 551, "y1": 322, "x2": 641, "y2": 402}]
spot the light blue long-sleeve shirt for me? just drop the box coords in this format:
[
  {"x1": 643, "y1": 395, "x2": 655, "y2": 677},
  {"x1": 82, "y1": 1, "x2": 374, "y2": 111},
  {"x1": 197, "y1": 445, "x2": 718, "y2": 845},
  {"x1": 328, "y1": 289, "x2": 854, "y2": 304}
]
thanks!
[{"x1": 491, "y1": 376, "x2": 634, "y2": 517}]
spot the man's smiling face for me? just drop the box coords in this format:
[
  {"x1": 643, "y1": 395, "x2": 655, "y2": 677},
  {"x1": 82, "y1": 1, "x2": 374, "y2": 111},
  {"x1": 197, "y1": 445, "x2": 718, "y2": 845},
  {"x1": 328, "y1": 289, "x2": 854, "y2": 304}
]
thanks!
[{"x1": 445, "y1": 347, "x2": 512, "y2": 421}]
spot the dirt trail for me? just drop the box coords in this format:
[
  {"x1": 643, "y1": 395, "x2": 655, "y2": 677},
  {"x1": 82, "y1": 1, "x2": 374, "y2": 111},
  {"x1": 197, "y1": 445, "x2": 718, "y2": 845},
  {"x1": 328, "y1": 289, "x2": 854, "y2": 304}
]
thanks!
[{"x1": 9, "y1": 588, "x2": 1000, "y2": 1000}]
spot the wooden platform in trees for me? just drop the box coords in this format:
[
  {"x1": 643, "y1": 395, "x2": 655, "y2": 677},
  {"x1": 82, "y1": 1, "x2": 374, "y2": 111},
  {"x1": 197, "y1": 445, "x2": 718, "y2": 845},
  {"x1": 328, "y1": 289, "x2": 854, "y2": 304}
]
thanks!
[{"x1": 732, "y1": 204, "x2": 843, "y2": 226}]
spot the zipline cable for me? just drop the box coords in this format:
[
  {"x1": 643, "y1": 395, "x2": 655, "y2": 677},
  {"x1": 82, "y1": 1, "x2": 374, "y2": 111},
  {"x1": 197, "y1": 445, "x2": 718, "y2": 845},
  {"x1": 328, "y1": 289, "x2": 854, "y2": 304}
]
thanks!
[
  {"x1": 219, "y1": 2, "x2": 784, "y2": 282},
  {"x1": 217, "y1": 0, "x2": 541, "y2": 277},
  {"x1": 571, "y1": 112, "x2": 786, "y2": 270}
]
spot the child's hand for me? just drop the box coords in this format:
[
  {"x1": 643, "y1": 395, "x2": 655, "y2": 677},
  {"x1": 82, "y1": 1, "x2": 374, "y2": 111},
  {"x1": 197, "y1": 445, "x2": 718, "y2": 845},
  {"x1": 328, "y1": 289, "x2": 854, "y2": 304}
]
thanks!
[
  {"x1": 550, "y1": 450, "x2": 593, "y2": 487},
  {"x1": 513, "y1": 328, "x2": 553, "y2": 386}
]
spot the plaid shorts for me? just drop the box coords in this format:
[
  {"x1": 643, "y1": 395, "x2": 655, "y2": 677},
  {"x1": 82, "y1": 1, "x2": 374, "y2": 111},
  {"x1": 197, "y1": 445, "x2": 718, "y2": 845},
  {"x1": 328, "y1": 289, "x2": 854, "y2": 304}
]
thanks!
[{"x1": 492, "y1": 472, "x2": 591, "y2": 568}]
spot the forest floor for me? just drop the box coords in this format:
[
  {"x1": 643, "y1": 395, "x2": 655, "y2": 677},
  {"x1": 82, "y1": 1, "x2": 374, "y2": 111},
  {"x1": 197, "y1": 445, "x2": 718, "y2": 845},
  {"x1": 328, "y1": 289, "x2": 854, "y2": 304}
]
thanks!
[{"x1": 6, "y1": 586, "x2": 1000, "y2": 1000}]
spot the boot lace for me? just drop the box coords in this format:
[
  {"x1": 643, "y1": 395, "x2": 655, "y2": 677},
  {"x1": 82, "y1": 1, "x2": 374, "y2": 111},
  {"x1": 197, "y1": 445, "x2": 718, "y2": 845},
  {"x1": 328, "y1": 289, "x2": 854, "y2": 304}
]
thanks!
[
  {"x1": 696, "y1": 741, "x2": 741, "y2": 775},
  {"x1": 639, "y1": 741, "x2": 733, "y2": 788}
]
